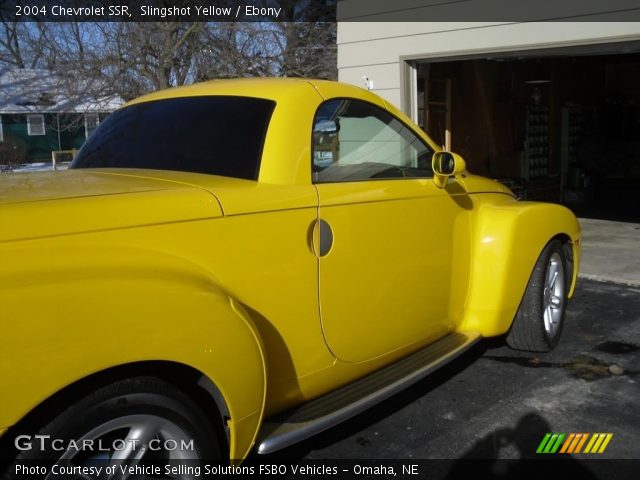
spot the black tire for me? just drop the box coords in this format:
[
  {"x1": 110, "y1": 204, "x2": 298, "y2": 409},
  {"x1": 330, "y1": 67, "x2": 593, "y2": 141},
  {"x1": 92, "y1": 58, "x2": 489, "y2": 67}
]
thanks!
[
  {"x1": 506, "y1": 239, "x2": 568, "y2": 352},
  {"x1": 2, "y1": 376, "x2": 224, "y2": 479}
]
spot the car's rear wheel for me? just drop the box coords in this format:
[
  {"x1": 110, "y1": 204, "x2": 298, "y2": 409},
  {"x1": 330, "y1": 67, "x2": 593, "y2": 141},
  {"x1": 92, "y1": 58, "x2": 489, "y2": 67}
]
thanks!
[
  {"x1": 3, "y1": 376, "x2": 225, "y2": 479},
  {"x1": 506, "y1": 239, "x2": 568, "y2": 352}
]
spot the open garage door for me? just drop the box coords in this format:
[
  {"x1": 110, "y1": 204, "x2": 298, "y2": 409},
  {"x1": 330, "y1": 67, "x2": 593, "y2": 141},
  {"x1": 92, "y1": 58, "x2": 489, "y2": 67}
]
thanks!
[{"x1": 413, "y1": 42, "x2": 640, "y2": 222}]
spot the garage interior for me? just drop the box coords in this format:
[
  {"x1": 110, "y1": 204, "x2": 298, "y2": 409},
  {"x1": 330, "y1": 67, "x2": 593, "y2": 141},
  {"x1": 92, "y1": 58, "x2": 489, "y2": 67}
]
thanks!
[{"x1": 415, "y1": 42, "x2": 640, "y2": 222}]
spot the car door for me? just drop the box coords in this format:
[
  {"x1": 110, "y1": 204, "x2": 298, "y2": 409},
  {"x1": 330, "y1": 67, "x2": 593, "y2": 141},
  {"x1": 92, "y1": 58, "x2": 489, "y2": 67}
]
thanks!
[{"x1": 313, "y1": 98, "x2": 469, "y2": 363}]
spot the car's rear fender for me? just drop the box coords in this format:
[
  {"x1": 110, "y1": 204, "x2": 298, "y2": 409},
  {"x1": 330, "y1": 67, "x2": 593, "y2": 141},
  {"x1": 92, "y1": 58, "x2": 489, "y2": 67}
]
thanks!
[
  {"x1": 457, "y1": 196, "x2": 580, "y2": 337},
  {"x1": 0, "y1": 244, "x2": 266, "y2": 460}
]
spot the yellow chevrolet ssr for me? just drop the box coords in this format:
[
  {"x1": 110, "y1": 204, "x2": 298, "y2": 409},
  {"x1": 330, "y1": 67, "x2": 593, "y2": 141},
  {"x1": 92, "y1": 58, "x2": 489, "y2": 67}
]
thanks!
[{"x1": 0, "y1": 78, "x2": 579, "y2": 468}]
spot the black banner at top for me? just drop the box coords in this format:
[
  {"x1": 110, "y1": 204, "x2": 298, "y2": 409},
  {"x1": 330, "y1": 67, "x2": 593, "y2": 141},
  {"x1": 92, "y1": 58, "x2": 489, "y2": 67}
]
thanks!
[
  {"x1": 0, "y1": 0, "x2": 335, "y2": 22},
  {"x1": 2, "y1": 0, "x2": 640, "y2": 22}
]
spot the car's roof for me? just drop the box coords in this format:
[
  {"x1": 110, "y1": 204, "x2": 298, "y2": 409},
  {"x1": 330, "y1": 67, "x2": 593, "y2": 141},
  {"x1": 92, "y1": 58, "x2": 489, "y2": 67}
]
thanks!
[{"x1": 125, "y1": 77, "x2": 381, "y2": 108}]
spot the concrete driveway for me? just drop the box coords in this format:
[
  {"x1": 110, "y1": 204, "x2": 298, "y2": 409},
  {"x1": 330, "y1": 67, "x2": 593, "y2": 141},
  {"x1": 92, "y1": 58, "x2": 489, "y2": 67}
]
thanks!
[{"x1": 579, "y1": 218, "x2": 640, "y2": 286}]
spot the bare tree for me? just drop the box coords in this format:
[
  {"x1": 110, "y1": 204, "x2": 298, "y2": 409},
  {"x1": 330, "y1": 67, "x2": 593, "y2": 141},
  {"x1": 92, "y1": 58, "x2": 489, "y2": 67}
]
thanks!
[
  {"x1": 273, "y1": 0, "x2": 337, "y2": 79},
  {"x1": 0, "y1": 20, "x2": 49, "y2": 69},
  {"x1": 0, "y1": 20, "x2": 26, "y2": 68},
  {"x1": 98, "y1": 22, "x2": 207, "y2": 99},
  {"x1": 0, "y1": 5, "x2": 337, "y2": 100}
]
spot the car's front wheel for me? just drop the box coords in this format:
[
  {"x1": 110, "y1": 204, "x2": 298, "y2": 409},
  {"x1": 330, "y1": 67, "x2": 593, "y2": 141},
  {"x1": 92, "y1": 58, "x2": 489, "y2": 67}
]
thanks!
[
  {"x1": 3, "y1": 376, "x2": 224, "y2": 479},
  {"x1": 506, "y1": 239, "x2": 569, "y2": 352}
]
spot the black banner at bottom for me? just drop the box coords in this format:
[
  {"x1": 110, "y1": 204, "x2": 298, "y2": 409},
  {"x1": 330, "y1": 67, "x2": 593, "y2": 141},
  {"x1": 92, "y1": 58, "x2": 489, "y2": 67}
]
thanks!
[{"x1": 5, "y1": 459, "x2": 640, "y2": 480}]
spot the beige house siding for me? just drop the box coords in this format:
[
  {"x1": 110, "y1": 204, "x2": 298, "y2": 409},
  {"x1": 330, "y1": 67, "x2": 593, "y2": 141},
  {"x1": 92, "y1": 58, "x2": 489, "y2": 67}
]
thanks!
[{"x1": 338, "y1": 21, "x2": 640, "y2": 113}]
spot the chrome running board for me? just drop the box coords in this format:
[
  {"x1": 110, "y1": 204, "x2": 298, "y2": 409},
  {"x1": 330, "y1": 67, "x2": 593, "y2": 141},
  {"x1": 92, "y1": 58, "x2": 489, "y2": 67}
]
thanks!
[{"x1": 257, "y1": 331, "x2": 480, "y2": 455}]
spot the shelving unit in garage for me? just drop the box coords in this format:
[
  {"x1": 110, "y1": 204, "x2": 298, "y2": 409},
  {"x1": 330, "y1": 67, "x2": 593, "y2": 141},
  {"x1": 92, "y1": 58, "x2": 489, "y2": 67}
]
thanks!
[
  {"x1": 523, "y1": 105, "x2": 550, "y2": 180},
  {"x1": 560, "y1": 105, "x2": 588, "y2": 201}
]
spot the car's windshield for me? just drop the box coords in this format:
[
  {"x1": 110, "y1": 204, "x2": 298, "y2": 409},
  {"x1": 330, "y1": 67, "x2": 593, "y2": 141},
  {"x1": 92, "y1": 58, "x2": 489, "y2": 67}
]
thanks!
[{"x1": 71, "y1": 96, "x2": 275, "y2": 180}]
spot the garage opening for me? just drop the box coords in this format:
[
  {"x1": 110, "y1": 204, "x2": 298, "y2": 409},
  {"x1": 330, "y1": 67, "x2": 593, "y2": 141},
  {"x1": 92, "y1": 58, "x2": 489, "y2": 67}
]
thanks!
[{"x1": 413, "y1": 42, "x2": 640, "y2": 222}]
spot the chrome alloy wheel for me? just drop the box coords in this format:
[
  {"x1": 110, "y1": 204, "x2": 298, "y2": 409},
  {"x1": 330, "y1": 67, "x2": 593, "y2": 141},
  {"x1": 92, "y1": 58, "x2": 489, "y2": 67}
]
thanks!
[
  {"x1": 543, "y1": 252, "x2": 565, "y2": 338},
  {"x1": 45, "y1": 414, "x2": 199, "y2": 480}
]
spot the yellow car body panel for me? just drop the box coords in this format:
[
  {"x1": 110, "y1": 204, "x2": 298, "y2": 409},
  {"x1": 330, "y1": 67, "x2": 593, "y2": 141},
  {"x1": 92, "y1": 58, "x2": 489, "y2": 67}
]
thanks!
[
  {"x1": 0, "y1": 183, "x2": 330, "y2": 457},
  {"x1": 316, "y1": 179, "x2": 463, "y2": 362},
  {"x1": 458, "y1": 193, "x2": 581, "y2": 335},
  {"x1": 0, "y1": 224, "x2": 268, "y2": 459},
  {"x1": 0, "y1": 78, "x2": 580, "y2": 460},
  {"x1": 0, "y1": 170, "x2": 223, "y2": 242}
]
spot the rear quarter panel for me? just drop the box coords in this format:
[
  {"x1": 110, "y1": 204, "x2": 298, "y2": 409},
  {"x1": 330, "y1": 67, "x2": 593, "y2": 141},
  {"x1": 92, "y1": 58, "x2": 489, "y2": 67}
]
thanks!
[
  {"x1": 0, "y1": 232, "x2": 267, "y2": 459},
  {"x1": 0, "y1": 202, "x2": 331, "y2": 459}
]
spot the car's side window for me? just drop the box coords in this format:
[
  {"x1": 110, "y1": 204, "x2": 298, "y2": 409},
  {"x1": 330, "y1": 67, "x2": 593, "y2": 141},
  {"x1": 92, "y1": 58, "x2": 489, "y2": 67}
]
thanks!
[{"x1": 312, "y1": 98, "x2": 433, "y2": 183}]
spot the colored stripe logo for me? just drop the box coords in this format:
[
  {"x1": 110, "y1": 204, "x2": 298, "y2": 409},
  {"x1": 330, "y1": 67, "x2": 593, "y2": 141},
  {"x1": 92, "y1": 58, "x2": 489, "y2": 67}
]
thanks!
[{"x1": 537, "y1": 433, "x2": 613, "y2": 454}]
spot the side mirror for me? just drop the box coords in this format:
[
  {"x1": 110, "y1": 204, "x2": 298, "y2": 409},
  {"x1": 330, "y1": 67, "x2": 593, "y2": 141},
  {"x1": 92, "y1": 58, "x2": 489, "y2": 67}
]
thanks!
[{"x1": 432, "y1": 151, "x2": 466, "y2": 188}]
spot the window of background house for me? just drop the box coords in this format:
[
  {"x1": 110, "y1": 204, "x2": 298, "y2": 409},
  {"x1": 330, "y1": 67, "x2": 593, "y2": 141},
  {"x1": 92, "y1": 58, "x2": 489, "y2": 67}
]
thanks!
[
  {"x1": 85, "y1": 113, "x2": 100, "y2": 139},
  {"x1": 312, "y1": 98, "x2": 433, "y2": 183},
  {"x1": 27, "y1": 114, "x2": 45, "y2": 136}
]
